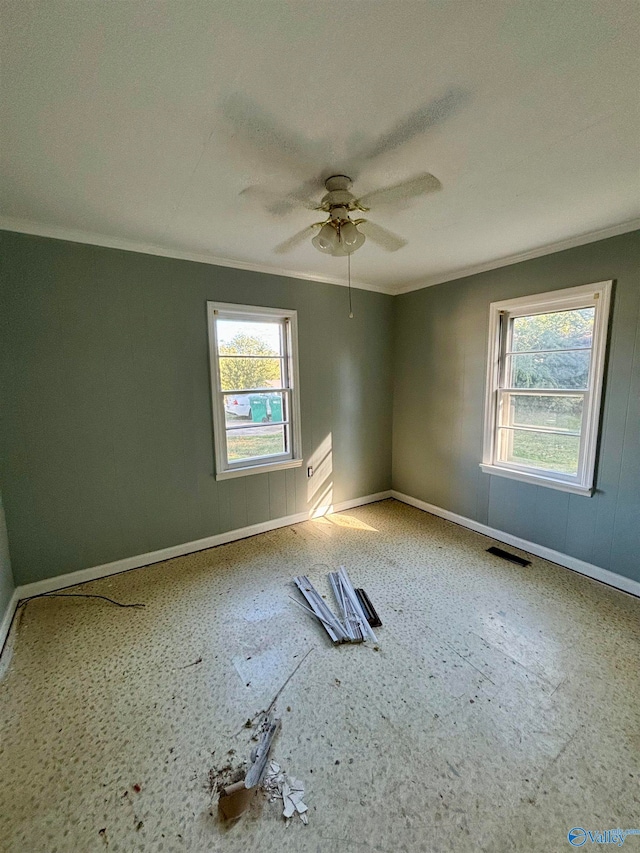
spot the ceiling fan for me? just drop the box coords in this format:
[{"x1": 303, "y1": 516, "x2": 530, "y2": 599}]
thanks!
[
  {"x1": 265, "y1": 172, "x2": 441, "y2": 256},
  {"x1": 220, "y1": 89, "x2": 468, "y2": 257}
]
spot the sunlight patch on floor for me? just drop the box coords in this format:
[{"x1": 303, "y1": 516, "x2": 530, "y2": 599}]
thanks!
[{"x1": 312, "y1": 513, "x2": 378, "y2": 531}]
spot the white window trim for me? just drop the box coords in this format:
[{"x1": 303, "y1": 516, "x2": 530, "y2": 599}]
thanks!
[
  {"x1": 480, "y1": 281, "x2": 612, "y2": 496},
  {"x1": 207, "y1": 301, "x2": 303, "y2": 481}
]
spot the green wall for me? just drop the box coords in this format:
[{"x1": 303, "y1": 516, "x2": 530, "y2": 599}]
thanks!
[
  {"x1": 393, "y1": 229, "x2": 640, "y2": 582},
  {"x1": 0, "y1": 231, "x2": 393, "y2": 585},
  {"x1": 2, "y1": 228, "x2": 638, "y2": 592}
]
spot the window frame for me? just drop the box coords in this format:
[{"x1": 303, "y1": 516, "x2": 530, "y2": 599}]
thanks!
[
  {"x1": 480, "y1": 281, "x2": 612, "y2": 496},
  {"x1": 207, "y1": 301, "x2": 303, "y2": 481}
]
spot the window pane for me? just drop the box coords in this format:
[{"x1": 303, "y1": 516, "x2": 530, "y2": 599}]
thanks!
[
  {"x1": 264, "y1": 392, "x2": 286, "y2": 424},
  {"x1": 216, "y1": 319, "x2": 281, "y2": 356},
  {"x1": 511, "y1": 308, "x2": 594, "y2": 352},
  {"x1": 223, "y1": 393, "x2": 252, "y2": 424},
  {"x1": 505, "y1": 394, "x2": 583, "y2": 431},
  {"x1": 223, "y1": 392, "x2": 287, "y2": 426},
  {"x1": 510, "y1": 350, "x2": 590, "y2": 389},
  {"x1": 499, "y1": 428, "x2": 580, "y2": 475},
  {"x1": 226, "y1": 425, "x2": 286, "y2": 462},
  {"x1": 218, "y1": 357, "x2": 283, "y2": 391}
]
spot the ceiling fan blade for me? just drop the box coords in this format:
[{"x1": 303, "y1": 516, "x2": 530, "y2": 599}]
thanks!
[
  {"x1": 220, "y1": 94, "x2": 328, "y2": 180},
  {"x1": 240, "y1": 185, "x2": 319, "y2": 217},
  {"x1": 350, "y1": 87, "x2": 470, "y2": 165},
  {"x1": 358, "y1": 220, "x2": 407, "y2": 252},
  {"x1": 357, "y1": 173, "x2": 441, "y2": 209},
  {"x1": 273, "y1": 226, "x2": 317, "y2": 255},
  {"x1": 240, "y1": 185, "x2": 292, "y2": 214}
]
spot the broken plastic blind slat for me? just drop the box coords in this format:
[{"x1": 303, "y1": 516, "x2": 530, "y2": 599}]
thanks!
[
  {"x1": 263, "y1": 764, "x2": 309, "y2": 823},
  {"x1": 313, "y1": 583, "x2": 349, "y2": 640},
  {"x1": 328, "y1": 572, "x2": 355, "y2": 641},
  {"x1": 336, "y1": 574, "x2": 349, "y2": 631},
  {"x1": 293, "y1": 576, "x2": 347, "y2": 642},
  {"x1": 340, "y1": 579, "x2": 361, "y2": 641},
  {"x1": 244, "y1": 716, "x2": 281, "y2": 788},
  {"x1": 328, "y1": 573, "x2": 344, "y2": 621},
  {"x1": 304, "y1": 578, "x2": 348, "y2": 642},
  {"x1": 293, "y1": 569, "x2": 377, "y2": 645},
  {"x1": 343, "y1": 581, "x2": 363, "y2": 642},
  {"x1": 336, "y1": 572, "x2": 364, "y2": 641},
  {"x1": 293, "y1": 576, "x2": 340, "y2": 642},
  {"x1": 330, "y1": 571, "x2": 365, "y2": 643},
  {"x1": 338, "y1": 566, "x2": 378, "y2": 643},
  {"x1": 346, "y1": 579, "x2": 365, "y2": 641},
  {"x1": 287, "y1": 595, "x2": 341, "y2": 633}
]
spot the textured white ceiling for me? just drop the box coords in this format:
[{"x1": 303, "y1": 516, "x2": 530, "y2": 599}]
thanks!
[{"x1": 1, "y1": 1, "x2": 639, "y2": 293}]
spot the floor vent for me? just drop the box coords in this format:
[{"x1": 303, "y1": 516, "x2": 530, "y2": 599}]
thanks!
[{"x1": 486, "y1": 546, "x2": 531, "y2": 567}]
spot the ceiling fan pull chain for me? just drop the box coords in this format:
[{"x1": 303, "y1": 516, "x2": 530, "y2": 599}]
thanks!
[{"x1": 348, "y1": 252, "x2": 354, "y2": 319}]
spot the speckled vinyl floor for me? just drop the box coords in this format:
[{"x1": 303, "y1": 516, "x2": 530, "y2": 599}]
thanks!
[{"x1": 0, "y1": 499, "x2": 638, "y2": 853}]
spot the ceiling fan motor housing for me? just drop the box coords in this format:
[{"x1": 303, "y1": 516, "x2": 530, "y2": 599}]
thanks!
[
  {"x1": 321, "y1": 190, "x2": 356, "y2": 208},
  {"x1": 320, "y1": 175, "x2": 359, "y2": 211},
  {"x1": 324, "y1": 175, "x2": 352, "y2": 192}
]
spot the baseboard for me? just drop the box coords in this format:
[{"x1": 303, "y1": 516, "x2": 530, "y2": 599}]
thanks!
[
  {"x1": 391, "y1": 490, "x2": 640, "y2": 599},
  {"x1": 4, "y1": 487, "x2": 634, "y2": 653},
  {"x1": 310, "y1": 491, "x2": 391, "y2": 518},
  {"x1": 13, "y1": 490, "x2": 392, "y2": 605},
  {"x1": 0, "y1": 589, "x2": 20, "y2": 656}
]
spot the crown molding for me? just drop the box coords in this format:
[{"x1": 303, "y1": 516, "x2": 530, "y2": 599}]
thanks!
[
  {"x1": 2, "y1": 215, "x2": 639, "y2": 298},
  {"x1": 392, "y1": 218, "x2": 640, "y2": 295},
  {"x1": 0, "y1": 216, "x2": 395, "y2": 295}
]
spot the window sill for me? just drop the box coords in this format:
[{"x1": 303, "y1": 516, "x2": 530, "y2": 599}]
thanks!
[
  {"x1": 216, "y1": 458, "x2": 303, "y2": 481},
  {"x1": 479, "y1": 463, "x2": 593, "y2": 496}
]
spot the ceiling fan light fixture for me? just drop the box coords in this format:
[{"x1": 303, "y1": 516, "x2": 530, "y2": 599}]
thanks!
[
  {"x1": 312, "y1": 222, "x2": 340, "y2": 254},
  {"x1": 340, "y1": 219, "x2": 360, "y2": 247},
  {"x1": 340, "y1": 224, "x2": 365, "y2": 254}
]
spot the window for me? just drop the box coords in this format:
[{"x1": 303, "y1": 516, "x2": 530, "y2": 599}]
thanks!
[
  {"x1": 207, "y1": 302, "x2": 302, "y2": 480},
  {"x1": 481, "y1": 281, "x2": 612, "y2": 495}
]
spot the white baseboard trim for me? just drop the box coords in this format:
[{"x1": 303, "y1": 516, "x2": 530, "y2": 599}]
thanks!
[
  {"x1": 309, "y1": 491, "x2": 391, "y2": 519},
  {"x1": 391, "y1": 490, "x2": 640, "y2": 599},
  {"x1": 0, "y1": 589, "x2": 20, "y2": 657},
  {"x1": 2, "y1": 490, "x2": 392, "y2": 641}
]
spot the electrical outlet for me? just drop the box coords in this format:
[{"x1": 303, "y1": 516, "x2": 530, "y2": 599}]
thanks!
[{"x1": 307, "y1": 466, "x2": 313, "y2": 478}]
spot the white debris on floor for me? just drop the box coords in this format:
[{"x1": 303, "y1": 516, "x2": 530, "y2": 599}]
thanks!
[{"x1": 263, "y1": 761, "x2": 309, "y2": 825}]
